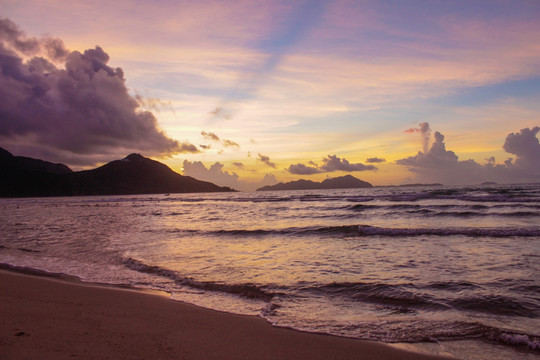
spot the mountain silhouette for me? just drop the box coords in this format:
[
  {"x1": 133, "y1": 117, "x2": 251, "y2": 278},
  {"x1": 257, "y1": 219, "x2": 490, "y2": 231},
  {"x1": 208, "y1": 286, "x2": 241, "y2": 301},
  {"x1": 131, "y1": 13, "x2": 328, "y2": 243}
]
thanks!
[
  {"x1": 0, "y1": 148, "x2": 234, "y2": 197},
  {"x1": 257, "y1": 175, "x2": 372, "y2": 191}
]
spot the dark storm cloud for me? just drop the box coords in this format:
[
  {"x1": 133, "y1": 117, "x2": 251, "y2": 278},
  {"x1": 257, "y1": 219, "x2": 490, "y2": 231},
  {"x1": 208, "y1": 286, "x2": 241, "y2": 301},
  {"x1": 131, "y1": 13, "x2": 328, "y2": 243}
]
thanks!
[
  {"x1": 320, "y1": 155, "x2": 377, "y2": 172},
  {"x1": 366, "y1": 157, "x2": 386, "y2": 163},
  {"x1": 0, "y1": 18, "x2": 40, "y2": 55},
  {"x1": 0, "y1": 18, "x2": 69, "y2": 61},
  {"x1": 0, "y1": 18, "x2": 195, "y2": 166},
  {"x1": 398, "y1": 123, "x2": 540, "y2": 184},
  {"x1": 258, "y1": 153, "x2": 276, "y2": 168}
]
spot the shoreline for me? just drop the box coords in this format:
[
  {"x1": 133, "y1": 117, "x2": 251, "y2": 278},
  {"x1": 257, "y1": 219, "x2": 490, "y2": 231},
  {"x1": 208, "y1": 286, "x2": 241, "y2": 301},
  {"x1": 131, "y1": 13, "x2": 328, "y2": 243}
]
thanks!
[{"x1": 0, "y1": 267, "x2": 453, "y2": 360}]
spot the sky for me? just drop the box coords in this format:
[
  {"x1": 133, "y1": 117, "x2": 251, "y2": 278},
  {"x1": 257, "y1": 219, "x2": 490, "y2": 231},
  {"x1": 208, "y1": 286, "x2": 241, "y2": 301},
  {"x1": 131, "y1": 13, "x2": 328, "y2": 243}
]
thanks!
[{"x1": 1, "y1": 0, "x2": 539, "y2": 190}]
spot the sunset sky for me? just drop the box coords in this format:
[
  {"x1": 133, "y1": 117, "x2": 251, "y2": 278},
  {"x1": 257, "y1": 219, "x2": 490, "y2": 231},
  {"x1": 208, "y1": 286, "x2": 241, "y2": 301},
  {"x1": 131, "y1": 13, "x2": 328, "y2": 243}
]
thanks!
[{"x1": 1, "y1": 0, "x2": 539, "y2": 190}]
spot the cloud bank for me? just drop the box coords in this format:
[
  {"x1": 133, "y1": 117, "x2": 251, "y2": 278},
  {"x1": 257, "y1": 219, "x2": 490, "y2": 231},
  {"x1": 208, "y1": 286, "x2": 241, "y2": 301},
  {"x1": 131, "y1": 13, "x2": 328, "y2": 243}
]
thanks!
[
  {"x1": 0, "y1": 18, "x2": 195, "y2": 166},
  {"x1": 182, "y1": 160, "x2": 277, "y2": 191},
  {"x1": 397, "y1": 123, "x2": 540, "y2": 184},
  {"x1": 288, "y1": 154, "x2": 377, "y2": 175}
]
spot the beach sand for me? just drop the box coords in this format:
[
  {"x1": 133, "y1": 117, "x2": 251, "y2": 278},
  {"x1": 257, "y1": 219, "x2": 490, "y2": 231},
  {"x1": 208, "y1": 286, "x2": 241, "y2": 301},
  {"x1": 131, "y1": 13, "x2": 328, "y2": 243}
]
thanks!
[{"x1": 0, "y1": 269, "x2": 452, "y2": 359}]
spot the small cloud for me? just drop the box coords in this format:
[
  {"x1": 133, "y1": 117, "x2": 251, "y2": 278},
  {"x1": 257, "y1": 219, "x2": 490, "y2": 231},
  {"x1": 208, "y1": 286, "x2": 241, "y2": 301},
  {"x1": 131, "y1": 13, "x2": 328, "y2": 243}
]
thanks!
[
  {"x1": 201, "y1": 131, "x2": 220, "y2": 141},
  {"x1": 201, "y1": 131, "x2": 239, "y2": 151},
  {"x1": 288, "y1": 163, "x2": 321, "y2": 175},
  {"x1": 233, "y1": 162, "x2": 244, "y2": 169},
  {"x1": 222, "y1": 139, "x2": 240, "y2": 149},
  {"x1": 320, "y1": 155, "x2": 377, "y2": 172},
  {"x1": 178, "y1": 143, "x2": 200, "y2": 153},
  {"x1": 209, "y1": 107, "x2": 232, "y2": 120},
  {"x1": 258, "y1": 153, "x2": 276, "y2": 168},
  {"x1": 286, "y1": 155, "x2": 377, "y2": 175},
  {"x1": 366, "y1": 157, "x2": 386, "y2": 163},
  {"x1": 199, "y1": 144, "x2": 211, "y2": 150}
]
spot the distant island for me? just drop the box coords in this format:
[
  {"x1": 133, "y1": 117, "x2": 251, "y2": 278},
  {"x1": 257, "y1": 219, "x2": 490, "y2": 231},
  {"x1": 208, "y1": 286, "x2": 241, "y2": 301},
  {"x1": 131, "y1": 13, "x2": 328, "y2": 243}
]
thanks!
[
  {"x1": 256, "y1": 175, "x2": 373, "y2": 191},
  {"x1": 0, "y1": 148, "x2": 234, "y2": 197},
  {"x1": 377, "y1": 183, "x2": 443, "y2": 188}
]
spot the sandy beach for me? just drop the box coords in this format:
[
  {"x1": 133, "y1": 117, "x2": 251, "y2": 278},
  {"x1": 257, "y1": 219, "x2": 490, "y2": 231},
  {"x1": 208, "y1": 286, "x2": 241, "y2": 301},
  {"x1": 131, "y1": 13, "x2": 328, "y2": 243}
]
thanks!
[{"x1": 0, "y1": 269, "x2": 452, "y2": 360}]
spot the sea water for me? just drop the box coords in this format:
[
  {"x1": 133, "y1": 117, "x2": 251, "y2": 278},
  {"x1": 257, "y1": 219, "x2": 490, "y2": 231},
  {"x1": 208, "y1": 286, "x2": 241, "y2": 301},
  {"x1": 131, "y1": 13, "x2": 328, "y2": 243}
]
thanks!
[{"x1": 1, "y1": 184, "x2": 539, "y2": 359}]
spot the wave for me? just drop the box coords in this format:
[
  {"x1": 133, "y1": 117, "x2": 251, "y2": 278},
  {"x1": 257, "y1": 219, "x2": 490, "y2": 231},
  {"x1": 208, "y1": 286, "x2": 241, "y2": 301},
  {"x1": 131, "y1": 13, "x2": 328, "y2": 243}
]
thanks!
[
  {"x1": 297, "y1": 281, "x2": 449, "y2": 311},
  {"x1": 122, "y1": 258, "x2": 540, "y2": 348},
  {"x1": 494, "y1": 330, "x2": 540, "y2": 350},
  {"x1": 351, "y1": 225, "x2": 540, "y2": 237},
  {"x1": 421, "y1": 210, "x2": 540, "y2": 218},
  {"x1": 274, "y1": 280, "x2": 540, "y2": 349},
  {"x1": 123, "y1": 257, "x2": 275, "y2": 301},
  {"x1": 349, "y1": 202, "x2": 540, "y2": 211},
  {"x1": 205, "y1": 224, "x2": 540, "y2": 238},
  {"x1": 451, "y1": 295, "x2": 539, "y2": 317},
  {"x1": 295, "y1": 280, "x2": 539, "y2": 317},
  {"x1": 352, "y1": 320, "x2": 540, "y2": 350}
]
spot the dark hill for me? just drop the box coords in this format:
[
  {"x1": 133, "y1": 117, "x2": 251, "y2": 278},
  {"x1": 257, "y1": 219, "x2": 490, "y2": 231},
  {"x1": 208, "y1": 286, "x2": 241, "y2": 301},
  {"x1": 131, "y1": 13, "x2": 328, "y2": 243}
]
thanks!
[
  {"x1": 0, "y1": 148, "x2": 73, "y2": 197},
  {"x1": 0, "y1": 148, "x2": 234, "y2": 197},
  {"x1": 0, "y1": 148, "x2": 72, "y2": 175},
  {"x1": 257, "y1": 175, "x2": 372, "y2": 191},
  {"x1": 70, "y1": 153, "x2": 233, "y2": 195}
]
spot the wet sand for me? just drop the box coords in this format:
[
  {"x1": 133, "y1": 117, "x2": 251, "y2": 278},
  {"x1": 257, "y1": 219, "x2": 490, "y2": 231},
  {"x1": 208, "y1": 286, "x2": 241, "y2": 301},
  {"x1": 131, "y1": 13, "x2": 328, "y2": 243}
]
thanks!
[{"x1": 0, "y1": 269, "x2": 452, "y2": 359}]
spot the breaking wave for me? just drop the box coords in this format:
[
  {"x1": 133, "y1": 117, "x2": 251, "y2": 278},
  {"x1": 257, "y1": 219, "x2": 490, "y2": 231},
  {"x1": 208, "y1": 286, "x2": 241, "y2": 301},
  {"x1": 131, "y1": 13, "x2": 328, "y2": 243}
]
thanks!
[
  {"x1": 123, "y1": 257, "x2": 275, "y2": 301},
  {"x1": 206, "y1": 225, "x2": 540, "y2": 238}
]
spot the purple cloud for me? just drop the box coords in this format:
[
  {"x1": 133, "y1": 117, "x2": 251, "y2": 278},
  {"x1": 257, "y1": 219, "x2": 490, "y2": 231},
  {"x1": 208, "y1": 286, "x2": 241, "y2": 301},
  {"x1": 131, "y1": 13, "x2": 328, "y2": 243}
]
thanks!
[
  {"x1": 0, "y1": 18, "x2": 195, "y2": 166},
  {"x1": 503, "y1": 127, "x2": 540, "y2": 165}
]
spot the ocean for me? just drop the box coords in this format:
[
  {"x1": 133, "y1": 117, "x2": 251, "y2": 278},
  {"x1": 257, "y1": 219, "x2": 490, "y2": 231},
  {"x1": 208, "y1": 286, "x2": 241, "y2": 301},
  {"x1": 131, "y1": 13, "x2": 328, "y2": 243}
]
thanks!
[{"x1": 1, "y1": 184, "x2": 539, "y2": 359}]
